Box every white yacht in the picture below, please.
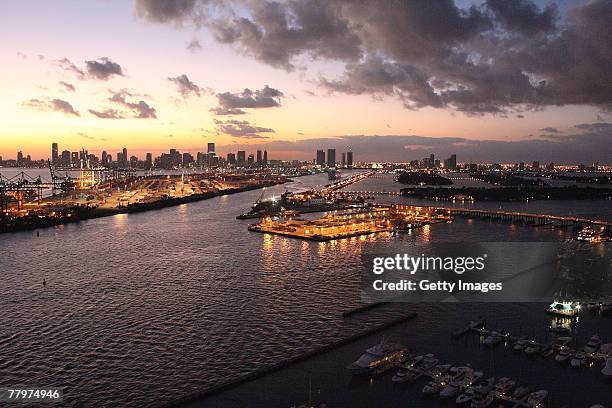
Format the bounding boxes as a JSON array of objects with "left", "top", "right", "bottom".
[
  {"left": 595, "top": 343, "right": 612, "bottom": 360},
  {"left": 584, "top": 334, "right": 602, "bottom": 353},
  {"left": 493, "top": 377, "right": 516, "bottom": 398},
  {"left": 527, "top": 390, "right": 548, "bottom": 407},
  {"left": 570, "top": 351, "right": 586, "bottom": 368},
  {"left": 347, "top": 341, "right": 408, "bottom": 374},
  {"left": 555, "top": 347, "right": 574, "bottom": 363}
]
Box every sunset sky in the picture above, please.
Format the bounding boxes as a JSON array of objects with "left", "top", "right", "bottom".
[{"left": 1, "top": 0, "right": 610, "bottom": 163}]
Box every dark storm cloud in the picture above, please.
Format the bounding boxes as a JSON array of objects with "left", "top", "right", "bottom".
[
  {"left": 214, "top": 118, "right": 274, "bottom": 139},
  {"left": 108, "top": 89, "right": 157, "bottom": 119},
  {"left": 168, "top": 74, "right": 201, "bottom": 98},
  {"left": 211, "top": 85, "right": 284, "bottom": 115},
  {"left": 486, "top": 0, "right": 558, "bottom": 34},
  {"left": 135, "top": 0, "right": 612, "bottom": 115},
  {"left": 21, "top": 97, "right": 80, "bottom": 117},
  {"left": 85, "top": 57, "right": 124, "bottom": 80},
  {"left": 58, "top": 81, "right": 76, "bottom": 92},
  {"left": 88, "top": 108, "right": 126, "bottom": 119}
]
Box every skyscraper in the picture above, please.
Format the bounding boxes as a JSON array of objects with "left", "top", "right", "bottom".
[
  {"left": 316, "top": 150, "right": 325, "bottom": 166},
  {"left": 146, "top": 153, "right": 153, "bottom": 169},
  {"left": 101, "top": 151, "right": 108, "bottom": 166},
  {"left": 237, "top": 150, "right": 246, "bottom": 165},
  {"left": 51, "top": 143, "right": 58, "bottom": 164},
  {"left": 347, "top": 151, "right": 353, "bottom": 168},
  {"left": 341, "top": 152, "right": 346, "bottom": 168},
  {"left": 429, "top": 153, "right": 435, "bottom": 168},
  {"left": 327, "top": 149, "right": 336, "bottom": 167},
  {"left": 263, "top": 150, "right": 268, "bottom": 166},
  {"left": 256, "top": 150, "right": 262, "bottom": 166},
  {"left": 207, "top": 143, "right": 215, "bottom": 154},
  {"left": 226, "top": 152, "right": 236, "bottom": 165},
  {"left": 444, "top": 154, "right": 457, "bottom": 170}
]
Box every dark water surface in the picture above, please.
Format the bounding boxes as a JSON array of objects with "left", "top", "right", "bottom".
[{"left": 1, "top": 172, "right": 610, "bottom": 407}]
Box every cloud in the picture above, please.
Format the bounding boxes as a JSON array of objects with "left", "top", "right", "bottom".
[
  {"left": 55, "top": 57, "right": 85, "bottom": 78},
  {"left": 105, "top": 89, "right": 158, "bottom": 119},
  {"left": 85, "top": 57, "right": 124, "bottom": 80},
  {"left": 186, "top": 39, "right": 202, "bottom": 52},
  {"left": 136, "top": 0, "right": 612, "bottom": 115},
  {"left": 214, "top": 118, "right": 274, "bottom": 138},
  {"left": 168, "top": 74, "right": 201, "bottom": 98},
  {"left": 486, "top": 0, "right": 558, "bottom": 34},
  {"left": 88, "top": 108, "right": 126, "bottom": 119},
  {"left": 54, "top": 57, "right": 124, "bottom": 80},
  {"left": 58, "top": 81, "right": 76, "bottom": 92},
  {"left": 21, "top": 97, "right": 80, "bottom": 117},
  {"left": 539, "top": 127, "right": 559, "bottom": 133},
  {"left": 211, "top": 85, "right": 283, "bottom": 115}
]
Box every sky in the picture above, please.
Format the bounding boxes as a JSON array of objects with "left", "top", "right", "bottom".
[{"left": 0, "top": 0, "right": 610, "bottom": 164}]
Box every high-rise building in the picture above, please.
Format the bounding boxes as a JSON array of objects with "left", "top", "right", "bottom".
[
  {"left": 61, "top": 150, "right": 71, "bottom": 166},
  {"left": 429, "top": 154, "right": 435, "bottom": 168},
  {"left": 101, "top": 151, "right": 108, "bottom": 166},
  {"left": 256, "top": 150, "right": 262, "bottom": 166},
  {"left": 444, "top": 154, "right": 457, "bottom": 170},
  {"left": 247, "top": 154, "right": 254, "bottom": 166},
  {"left": 122, "top": 148, "right": 128, "bottom": 166},
  {"left": 327, "top": 149, "right": 336, "bottom": 167},
  {"left": 237, "top": 150, "right": 246, "bottom": 165},
  {"left": 51, "top": 143, "right": 58, "bottom": 164},
  {"left": 145, "top": 153, "right": 153, "bottom": 169},
  {"left": 316, "top": 150, "right": 325, "bottom": 166},
  {"left": 17, "top": 151, "right": 24, "bottom": 165},
  {"left": 71, "top": 152, "right": 79, "bottom": 164},
  {"left": 341, "top": 152, "right": 346, "bottom": 168},
  {"left": 347, "top": 151, "right": 353, "bottom": 168},
  {"left": 226, "top": 152, "right": 236, "bottom": 165},
  {"left": 263, "top": 150, "right": 268, "bottom": 166},
  {"left": 207, "top": 143, "right": 215, "bottom": 154}
]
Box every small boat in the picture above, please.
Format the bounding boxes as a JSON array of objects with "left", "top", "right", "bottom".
[
  {"left": 584, "top": 335, "right": 602, "bottom": 353},
  {"left": 513, "top": 338, "right": 529, "bottom": 351},
  {"left": 470, "top": 393, "right": 494, "bottom": 408},
  {"left": 602, "top": 357, "right": 612, "bottom": 377},
  {"left": 457, "top": 377, "right": 495, "bottom": 405},
  {"left": 483, "top": 331, "right": 503, "bottom": 346},
  {"left": 430, "top": 363, "right": 452, "bottom": 376},
  {"left": 570, "top": 351, "right": 587, "bottom": 368},
  {"left": 526, "top": 390, "right": 548, "bottom": 407},
  {"left": 513, "top": 384, "right": 530, "bottom": 399},
  {"left": 600, "top": 303, "right": 612, "bottom": 315},
  {"left": 524, "top": 341, "right": 541, "bottom": 356},
  {"left": 493, "top": 377, "right": 516, "bottom": 398},
  {"left": 440, "top": 367, "right": 472, "bottom": 399},
  {"left": 595, "top": 343, "right": 612, "bottom": 360},
  {"left": 422, "top": 379, "right": 446, "bottom": 395},
  {"left": 540, "top": 345, "right": 555, "bottom": 358},
  {"left": 555, "top": 347, "right": 574, "bottom": 363}
]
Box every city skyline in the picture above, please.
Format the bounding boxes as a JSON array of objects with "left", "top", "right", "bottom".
[{"left": 1, "top": 0, "right": 611, "bottom": 164}]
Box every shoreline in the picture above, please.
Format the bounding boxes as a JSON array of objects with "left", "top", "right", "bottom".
[{"left": 0, "top": 181, "right": 283, "bottom": 234}]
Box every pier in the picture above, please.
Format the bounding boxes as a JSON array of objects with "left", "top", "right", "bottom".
[{"left": 247, "top": 206, "right": 451, "bottom": 241}]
